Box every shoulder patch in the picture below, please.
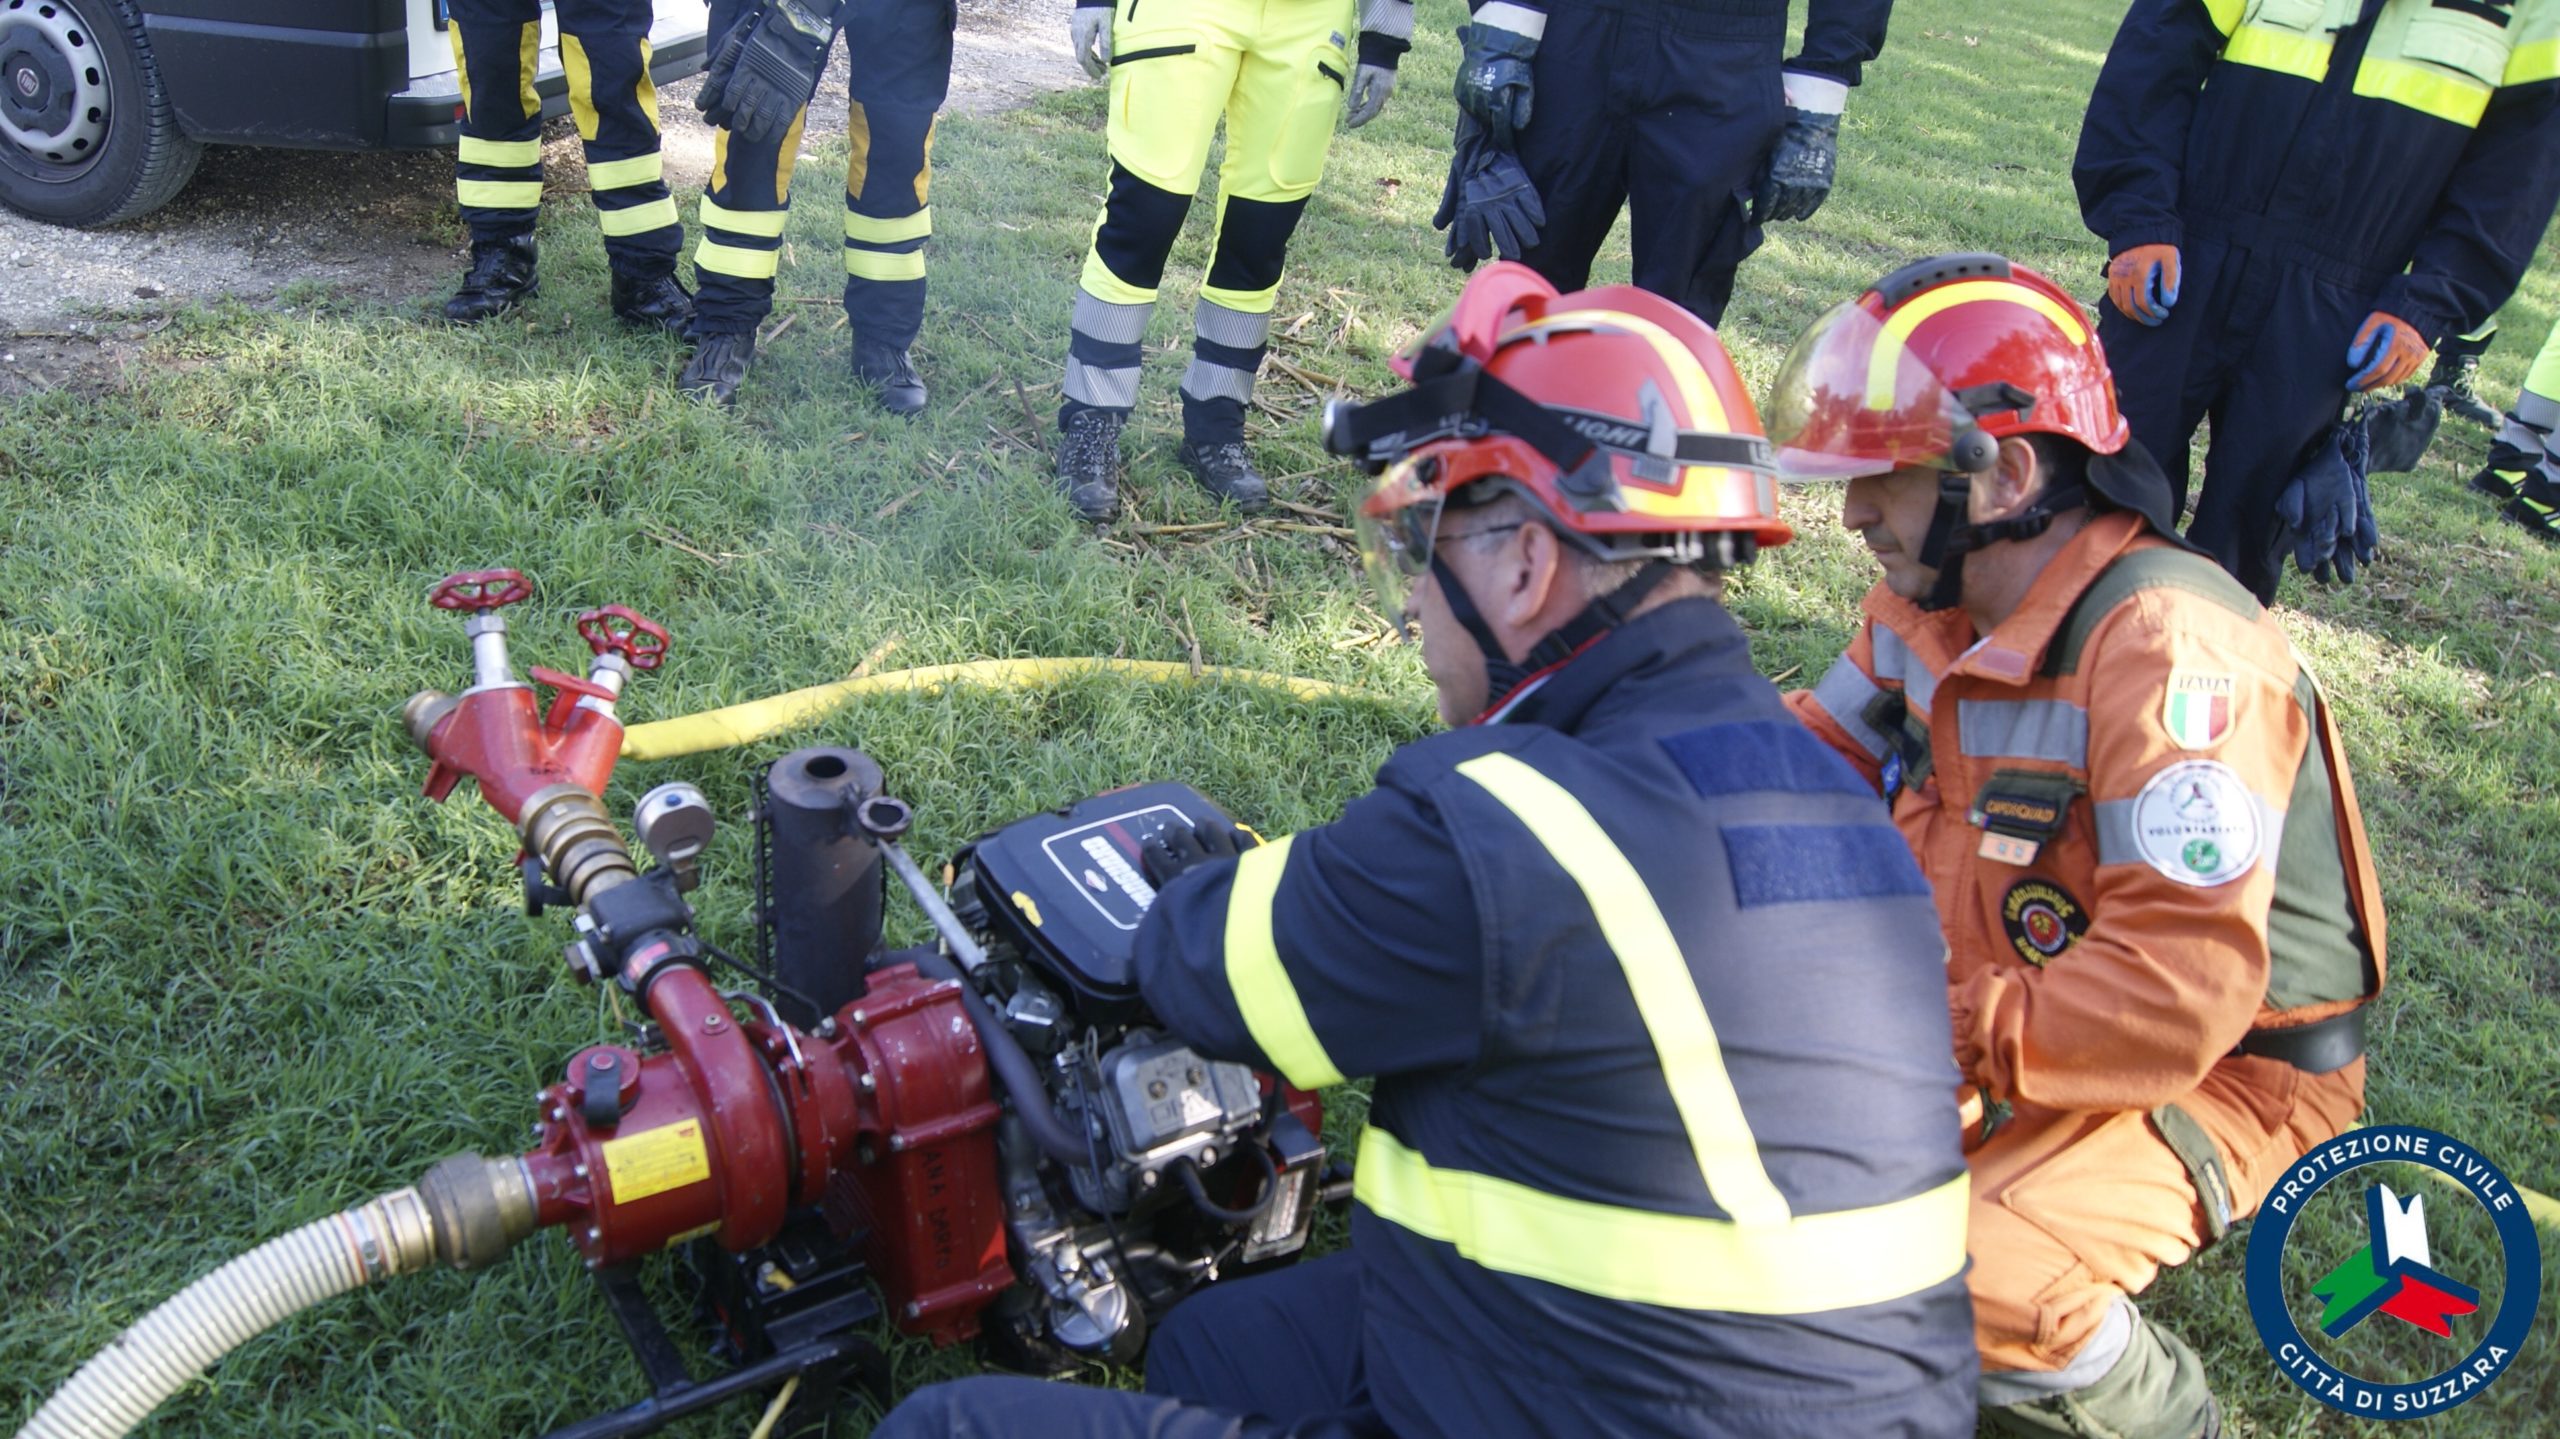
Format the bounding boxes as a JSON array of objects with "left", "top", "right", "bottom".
[
  {"left": 2162, "top": 669, "right": 2236, "bottom": 749},
  {"left": 2000, "top": 879, "right": 2089, "bottom": 965},
  {"left": 2129, "top": 760, "right": 2262, "bottom": 887},
  {"left": 1661, "top": 720, "right": 1876, "bottom": 800}
]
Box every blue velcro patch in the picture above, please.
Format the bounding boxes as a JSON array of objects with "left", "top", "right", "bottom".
[
  {"left": 1721, "top": 824, "right": 1933, "bottom": 908},
  {"left": 1662, "top": 721, "right": 1877, "bottom": 800}
]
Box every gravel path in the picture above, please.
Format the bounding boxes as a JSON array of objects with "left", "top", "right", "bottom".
[{"left": 0, "top": 0, "right": 1081, "bottom": 390}]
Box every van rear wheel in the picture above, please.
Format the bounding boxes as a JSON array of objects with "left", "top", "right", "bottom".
[{"left": 0, "top": 0, "right": 199, "bottom": 227}]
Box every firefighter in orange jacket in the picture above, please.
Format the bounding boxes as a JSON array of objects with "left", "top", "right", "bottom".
[{"left": 1767, "top": 254, "right": 2387, "bottom": 1439}]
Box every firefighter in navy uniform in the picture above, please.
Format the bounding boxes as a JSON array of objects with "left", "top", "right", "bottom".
[
  {"left": 443, "top": 0, "right": 693, "bottom": 330},
  {"left": 1438, "top": 0, "right": 1892, "bottom": 324},
  {"left": 875, "top": 265, "right": 1979, "bottom": 1438},
  {"left": 2074, "top": 0, "right": 2560, "bottom": 602},
  {"left": 675, "top": 0, "right": 955, "bottom": 411}
]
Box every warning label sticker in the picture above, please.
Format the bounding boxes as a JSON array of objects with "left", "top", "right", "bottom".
[{"left": 601, "top": 1119, "right": 712, "bottom": 1204}]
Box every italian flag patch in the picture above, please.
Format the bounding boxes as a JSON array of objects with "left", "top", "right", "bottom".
[{"left": 2164, "top": 670, "right": 2234, "bottom": 748}]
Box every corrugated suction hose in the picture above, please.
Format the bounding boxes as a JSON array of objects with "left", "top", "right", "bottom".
[{"left": 18, "top": 1155, "right": 533, "bottom": 1439}]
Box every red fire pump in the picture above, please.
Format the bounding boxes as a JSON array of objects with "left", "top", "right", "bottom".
[{"left": 18, "top": 569, "right": 1339, "bottom": 1439}]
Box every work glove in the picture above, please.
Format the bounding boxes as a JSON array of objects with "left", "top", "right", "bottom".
[
  {"left": 2275, "top": 418, "right": 2379, "bottom": 584},
  {"left": 1070, "top": 0, "right": 1111, "bottom": 81},
  {"left": 2346, "top": 310, "right": 2429, "bottom": 392},
  {"left": 1433, "top": 116, "right": 1546, "bottom": 270},
  {"left": 1138, "top": 816, "right": 1262, "bottom": 888},
  {"left": 1453, "top": 15, "right": 1539, "bottom": 151},
  {"left": 1345, "top": 0, "right": 1411, "bottom": 128},
  {"left": 2362, "top": 385, "right": 2443, "bottom": 475},
  {"left": 2105, "top": 243, "right": 2181, "bottom": 327},
  {"left": 1751, "top": 109, "right": 1839, "bottom": 224},
  {"left": 696, "top": 0, "right": 841, "bottom": 144}
]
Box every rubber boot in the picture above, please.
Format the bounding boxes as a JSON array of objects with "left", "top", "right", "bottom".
[
  {"left": 679, "top": 330, "right": 756, "bottom": 409},
  {"left": 1981, "top": 1317, "right": 2219, "bottom": 1439},
  {"left": 2505, "top": 468, "right": 2560, "bottom": 543},
  {"left": 854, "top": 339, "right": 927, "bottom": 416},
  {"left": 2428, "top": 330, "right": 2500, "bottom": 429},
  {"left": 1055, "top": 410, "right": 1126, "bottom": 523},
  {"left": 2470, "top": 436, "right": 2543, "bottom": 501},
  {"left": 444, "top": 235, "right": 540, "bottom": 324},
  {"left": 612, "top": 272, "right": 695, "bottom": 337}
]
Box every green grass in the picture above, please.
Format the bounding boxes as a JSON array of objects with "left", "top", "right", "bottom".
[{"left": 4, "top": 0, "right": 2557, "bottom": 1433}]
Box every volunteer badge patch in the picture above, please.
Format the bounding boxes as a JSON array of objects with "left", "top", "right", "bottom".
[
  {"left": 2164, "top": 670, "right": 2234, "bottom": 748},
  {"left": 2000, "top": 879, "right": 2088, "bottom": 965}
]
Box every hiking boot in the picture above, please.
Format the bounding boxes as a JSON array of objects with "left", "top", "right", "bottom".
[
  {"left": 679, "top": 330, "right": 756, "bottom": 409},
  {"left": 444, "top": 235, "right": 539, "bottom": 324},
  {"left": 2427, "top": 331, "right": 2500, "bottom": 429},
  {"left": 853, "top": 340, "right": 927, "bottom": 416},
  {"left": 2469, "top": 438, "right": 2542, "bottom": 501},
  {"left": 2503, "top": 474, "right": 2560, "bottom": 544},
  {"left": 1176, "top": 439, "right": 1270, "bottom": 513},
  {"left": 611, "top": 271, "right": 695, "bottom": 337},
  {"left": 1055, "top": 410, "right": 1126, "bottom": 523}
]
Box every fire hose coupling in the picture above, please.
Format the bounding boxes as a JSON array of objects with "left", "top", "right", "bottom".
[
  {"left": 520, "top": 783, "right": 640, "bottom": 907},
  {"left": 416, "top": 1152, "right": 542, "bottom": 1272}
]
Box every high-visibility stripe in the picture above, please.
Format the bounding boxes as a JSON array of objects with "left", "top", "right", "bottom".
[
  {"left": 588, "top": 153, "right": 665, "bottom": 191},
  {"left": 598, "top": 196, "right": 679, "bottom": 237},
  {"left": 518, "top": 21, "right": 540, "bottom": 117},
  {"left": 2204, "top": 0, "right": 2245, "bottom": 38},
  {"left": 1957, "top": 697, "right": 2089, "bottom": 766},
  {"left": 449, "top": 26, "right": 470, "bottom": 114},
  {"left": 700, "top": 199, "right": 790, "bottom": 238},
  {"left": 1455, "top": 753, "right": 1792, "bottom": 1226},
  {"left": 562, "top": 34, "right": 600, "bottom": 141},
  {"left": 1867, "top": 627, "right": 1940, "bottom": 714},
  {"left": 2224, "top": 23, "right": 2333, "bottom": 82},
  {"left": 1080, "top": 251, "right": 1160, "bottom": 308},
  {"left": 1074, "top": 290, "right": 1152, "bottom": 345},
  {"left": 2354, "top": 57, "right": 2491, "bottom": 127},
  {"left": 1221, "top": 835, "right": 1346, "bottom": 1090},
  {"left": 1870, "top": 280, "right": 2088, "bottom": 410},
  {"left": 845, "top": 247, "right": 926, "bottom": 281},
  {"left": 637, "top": 38, "right": 660, "bottom": 130},
  {"left": 457, "top": 179, "right": 543, "bottom": 210},
  {"left": 1353, "top": 1127, "right": 1971, "bottom": 1313},
  {"left": 1181, "top": 358, "right": 1256, "bottom": 404},
  {"left": 1198, "top": 279, "right": 1283, "bottom": 316},
  {"left": 1809, "top": 655, "right": 1892, "bottom": 762},
  {"left": 845, "top": 207, "right": 933, "bottom": 244},
  {"left": 2509, "top": 37, "right": 2560, "bottom": 86},
  {"left": 459, "top": 136, "right": 541, "bottom": 167},
  {"left": 694, "top": 238, "right": 782, "bottom": 280}
]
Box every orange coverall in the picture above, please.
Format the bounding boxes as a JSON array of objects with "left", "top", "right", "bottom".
[{"left": 1787, "top": 510, "right": 2387, "bottom": 1375}]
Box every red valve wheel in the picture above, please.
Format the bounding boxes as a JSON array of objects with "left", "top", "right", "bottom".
[
  {"left": 429, "top": 568, "right": 534, "bottom": 611},
  {"left": 577, "top": 605, "right": 671, "bottom": 670}
]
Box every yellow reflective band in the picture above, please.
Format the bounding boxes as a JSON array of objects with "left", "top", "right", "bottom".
[
  {"left": 2205, "top": 0, "right": 2244, "bottom": 37},
  {"left": 518, "top": 22, "right": 540, "bottom": 118},
  {"left": 1354, "top": 1127, "right": 1972, "bottom": 1313},
  {"left": 562, "top": 34, "right": 600, "bottom": 140},
  {"left": 775, "top": 108, "right": 810, "bottom": 202},
  {"left": 695, "top": 238, "right": 782, "bottom": 280},
  {"left": 637, "top": 38, "right": 660, "bottom": 129},
  {"left": 845, "top": 207, "right": 932, "bottom": 244},
  {"left": 711, "top": 130, "right": 730, "bottom": 195},
  {"left": 847, "top": 101, "right": 873, "bottom": 196},
  {"left": 1454, "top": 753, "right": 1790, "bottom": 1226},
  {"left": 845, "top": 247, "right": 927, "bottom": 281},
  {"left": 599, "top": 196, "right": 679, "bottom": 237},
  {"left": 459, "top": 136, "right": 541, "bottom": 168},
  {"left": 1081, "top": 250, "right": 1160, "bottom": 308},
  {"left": 2225, "top": 22, "right": 2333, "bottom": 82},
  {"left": 2509, "top": 37, "right": 2560, "bottom": 86},
  {"left": 1199, "top": 280, "right": 1282, "bottom": 315},
  {"left": 587, "top": 153, "right": 665, "bottom": 191},
  {"left": 449, "top": 27, "right": 471, "bottom": 114},
  {"left": 1867, "top": 279, "right": 2090, "bottom": 410},
  {"left": 700, "top": 198, "right": 790, "bottom": 238},
  {"left": 916, "top": 115, "right": 936, "bottom": 206},
  {"left": 2354, "top": 57, "right": 2491, "bottom": 127},
  {"left": 457, "top": 178, "right": 543, "bottom": 210},
  {"left": 1222, "top": 835, "right": 1346, "bottom": 1090}
]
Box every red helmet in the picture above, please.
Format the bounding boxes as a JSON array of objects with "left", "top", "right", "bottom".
[
  {"left": 1322, "top": 263, "right": 1788, "bottom": 622},
  {"left": 1764, "top": 253, "right": 2128, "bottom": 481}
]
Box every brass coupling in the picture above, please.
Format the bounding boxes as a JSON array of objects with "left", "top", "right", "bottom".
[
  {"left": 402, "top": 690, "right": 459, "bottom": 753},
  {"left": 338, "top": 1186, "right": 439, "bottom": 1283},
  {"left": 519, "top": 783, "right": 638, "bottom": 906},
  {"left": 416, "top": 1153, "right": 541, "bottom": 1273}
]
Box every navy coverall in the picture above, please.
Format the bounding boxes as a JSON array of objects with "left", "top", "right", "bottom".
[
  {"left": 878, "top": 598, "right": 1980, "bottom": 1439},
  {"left": 2076, "top": 0, "right": 2560, "bottom": 601},
  {"left": 1479, "top": 0, "right": 1892, "bottom": 325}
]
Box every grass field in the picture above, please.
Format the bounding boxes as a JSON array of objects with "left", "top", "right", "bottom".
[{"left": 4, "top": 0, "right": 2557, "bottom": 1433}]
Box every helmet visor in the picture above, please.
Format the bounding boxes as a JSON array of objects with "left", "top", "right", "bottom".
[
  {"left": 1764, "top": 300, "right": 1979, "bottom": 482},
  {"left": 1354, "top": 455, "right": 1449, "bottom": 626}
]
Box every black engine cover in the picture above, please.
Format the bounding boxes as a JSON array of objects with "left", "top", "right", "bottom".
[{"left": 956, "top": 782, "right": 1238, "bottom": 1021}]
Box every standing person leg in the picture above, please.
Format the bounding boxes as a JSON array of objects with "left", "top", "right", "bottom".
[
  {"left": 2490, "top": 317, "right": 2560, "bottom": 541},
  {"left": 1171, "top": 0, "right": 1354, "bottom": 513},
  {"left": 1619, "top": 17, "right": 1782, "bottom": 327},
  {"left": 1499, "top": 5, "right": 1627, "bottom": 294},
  {"left": 554, "top": 0, "right": 691, "bottom": 333},
  {"left": 2093, "top": 237, "right": 2237, "bottom": 522},
  {"left": 2188, "top": 273, "right": 2370, "bottom": 602},
  {"left": 680, "top": 0, "right": 812, "bottom": 407},
  {"left": 841, "top": 0, "right": 955, "bottom": 415},
  {"left": 1053, "top": 0, "right": 1241, "bottom": 521},
  {"left": 445, "top": 0, "right": 547, "bottom": 322}
]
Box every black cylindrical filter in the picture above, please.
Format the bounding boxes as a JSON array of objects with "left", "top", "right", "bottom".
[{"left": 763, "top": 746, "right": 888, "bottom": 1026}]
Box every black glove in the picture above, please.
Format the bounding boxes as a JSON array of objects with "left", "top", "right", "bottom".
[
  {"left": 2275, "top": 419, "right": 2379, "bottom": 584},
  {"left": 2362, "top": 385, "right": 2443, "bottom": 475},
  {"left": 1452, "top": 21, "right": 1537, "bottom": 152},
  {"left": 1434, "top": 116, "right": 1546, "bottom": 271},
  {"left": 695, "top": 0, "right": 842, "bottom": 144},
  {"left": 1138, "top": 816, "right": 1259, "bottom": 887},
  {"left": 1752, "top": 108, "right": 1840, "bottom": 225}
]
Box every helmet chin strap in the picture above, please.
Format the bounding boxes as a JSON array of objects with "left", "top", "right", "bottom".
[
  {"left": 1912, "top": 467, "right": 2087, "bottom": 613},
  {"left": 1429, "top": 554, "right": 1677, "bottom": 718}
]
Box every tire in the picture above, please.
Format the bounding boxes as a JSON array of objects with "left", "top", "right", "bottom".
[{"left": 0, "top": 0, "right": 201, "bottom": 227}]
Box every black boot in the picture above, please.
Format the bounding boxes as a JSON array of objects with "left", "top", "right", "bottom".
[
  {"left": 1055, "top": 410, "right": 1126, "bottom": 523},
  {"left": 444, "top": 235, "right": 540, "bottom": 324},
  {"left": 612, "top": 271, "right": 695, "bottom": 337},
  {"left": 853, "top": 339, "right": 927, "bottom": 416},
  {"left": 2504, "top": 471, "right": 2560, "bottom": 544},
  {"left": 2428, "top": 331, "right": 2500, "bottom": 428},
  {"left": 1177, "top": 439, "right": 1270, "bottom": 513},
  {"left": 679, "top": 330, "right": 756, "bottom": 409},
  {"left": 2470, "top": 437, "right": 2542, "bottom": 501}
]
